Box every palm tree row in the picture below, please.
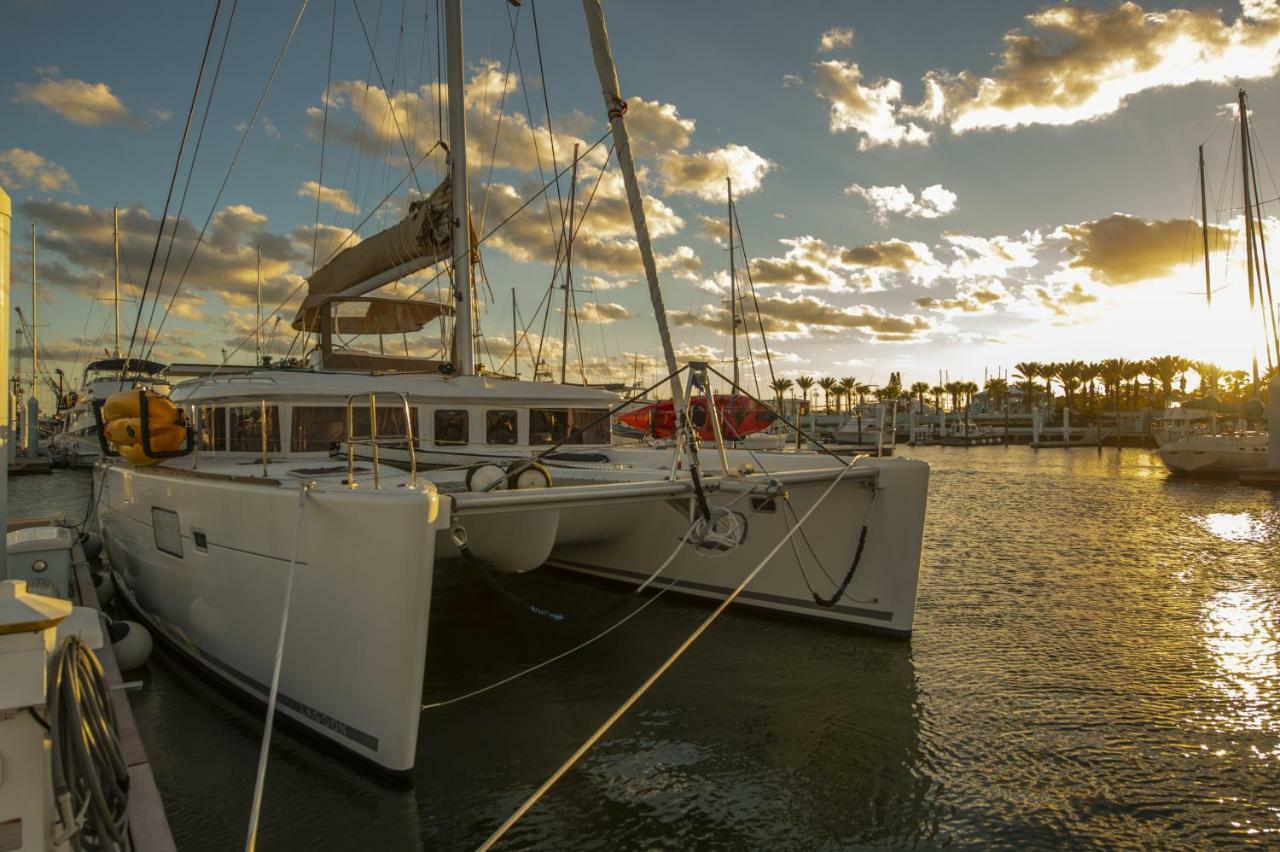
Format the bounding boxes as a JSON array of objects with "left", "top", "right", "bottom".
[{"left": 765, "top": 356, "right": 1254, "bottom": 418}]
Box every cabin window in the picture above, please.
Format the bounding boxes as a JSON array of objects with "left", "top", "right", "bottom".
[
  {"left": 486, "top": 410, "right": 518, "bottom": 445},
  {"left": 197, "top": 405, "right": 225, "bottom": 451},
  {"left": 569, "top": 408, "right": 611, "bottom": 445},
  {"left": 434, "top": 409, "right": 469, "bottom": 446},
  {"left": 228, "top": 405, "right": 280, "bottom": 452},
  {"left": 529, "top": 409, "right": 569, "bottom": 445},
  {"left": 291, "top": 406, "right": 418, "bottom": 453}
]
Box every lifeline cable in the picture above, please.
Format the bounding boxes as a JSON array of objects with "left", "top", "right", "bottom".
[{"left": 477, "top": 456, "right": 861, "bottom": 850}]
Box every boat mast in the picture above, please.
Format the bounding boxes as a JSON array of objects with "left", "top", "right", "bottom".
[
  {"left": 255, "top": 245, "right": 263, "bottom": 365},
  {"left": 561, "top": 143, "right": 579, "bottom": 384},
  {"left": 30, "top": 225, "right": 36, "bottom": 398},
  {"left": 581, "top": 0, "right": 683, "bottom": 408},
  {"left": 444, "top": 0, "right": 475, "bottom": 376},
  {"left": 112, "top": 206, "right": 120, "bottom": 358},
  {"left": 1239, "top": 89, "right": 1275, "bottom": 370},
  {"left": 1199, "top": 145, "right": 1211, "bottom": 306},
  {"left": 512, "top": 288, "right": 518, "bottom": 379},
  {"left": 728, "top": 177, "right": 738, "bottom": 387}
]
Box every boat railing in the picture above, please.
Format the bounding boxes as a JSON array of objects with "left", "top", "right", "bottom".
[{"left": 344, "top": 392, "right": 418, "bottom": 490}]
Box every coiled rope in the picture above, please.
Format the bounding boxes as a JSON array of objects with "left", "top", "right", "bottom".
[
  {"left": 477, "top": 457, "right": 861, "bottom": 850},
  {"left": 49, "top": 635, "right": 131, "bottom": 851}
]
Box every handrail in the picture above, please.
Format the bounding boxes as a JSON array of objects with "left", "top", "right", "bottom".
[{"left": 344, "top": 392, "right": 418, "bottom": 489}]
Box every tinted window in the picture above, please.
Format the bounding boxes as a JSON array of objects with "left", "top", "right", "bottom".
[
  {"left": 229, "top": 405, "right": 280, "bottom": 452},
  {"left": 486, "top": 410, "right": 518, "bottom": 445},
  {"left": 529, "top": 408, "right": 568, "bottom": 445},
  {"left": 198, "top": 405, "right": 225, "bottom": 450},
  {"left": 434, "top": 409, "right": 469, "bottom": 446},
  {"left": 569, "top": 408, "right": 610, "bottom": 445},
  {"left": 291, "top": 406, "right": 418, "bottom": 452}
]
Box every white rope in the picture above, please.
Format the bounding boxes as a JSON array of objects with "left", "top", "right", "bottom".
[
  {"left": 476, "top": 458, "right": 863, "bottom": 851},
  {"left": 245, "top": 484, "right": 310, "bottom": 852}
]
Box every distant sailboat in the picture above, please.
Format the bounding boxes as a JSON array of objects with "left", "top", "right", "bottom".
[{"left": 1159, "top": 90, "right": 1273, "bottom": 476}]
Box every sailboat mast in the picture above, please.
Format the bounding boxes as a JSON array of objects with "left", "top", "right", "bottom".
[
  {"left": 30, "top": 224, "right": 36, "bottom": 397},
  {"left": 581, "top": 0, "right": 683, "bottom": 408},
  {"left": 1199, "top": 145, "right": 1211, "bottom": 306},
  {"left": 561, "top": 144, "right": 579, "bottom": 384},
  {"left": 113, "top": 206, "right": 120, "bottom": 358},
  {"left": 728, "top": 177, "right": 738, "bottom": 387},
  {"left": 255, "top": 245, "right": 263, "bottom": 365},
  {"left": 444, "top": 0, "right": 475, "bottom": 376},
  {"left": 1240, "top": 91, "right": 1258, "bottom": 312},
  {"left": 1246, "top": 105, "right": 1280, "bottom": 365},
  {"left": 512, "top": 288, "right": 518, "bottom": 379}
]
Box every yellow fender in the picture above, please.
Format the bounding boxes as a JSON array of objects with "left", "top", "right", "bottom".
[{"left": 103, "top": 389, "right": 180, "bottom": 428}]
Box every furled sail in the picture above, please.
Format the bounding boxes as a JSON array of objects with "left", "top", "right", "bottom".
[{"left": 301, "top": 173, "right": 454, "bottom": 311}]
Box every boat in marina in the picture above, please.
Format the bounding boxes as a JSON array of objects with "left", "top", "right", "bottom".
[
  {"left": 94, "top": 0, "right": 929, "bottom": 775},
  {"left": 1158, "top": 90, "right": 1272, "bottom": 477},
  {"left": 50, "top": 357, "right": 170, "bottom": 468}
]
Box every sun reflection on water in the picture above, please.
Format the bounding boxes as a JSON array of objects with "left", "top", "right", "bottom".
[
  {"left": 1201, "top": 588, "right": 1280, "bottom": 733},
  {"left": 1197, "top": 513, "right": 1267, "bottom": 543}
]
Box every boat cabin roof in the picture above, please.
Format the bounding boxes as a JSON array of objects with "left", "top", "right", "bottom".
[
  {"left": 170, "top": 369, "right": 622, "bottom": 407},
  {"left": 85, "top": 357, "right": 167, "bottom": 376}
]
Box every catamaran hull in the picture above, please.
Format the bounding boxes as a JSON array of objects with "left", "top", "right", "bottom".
[
  {"left": 97, "top": 464, "right": 441, "bottom": 772},
  {"left": 548, "top": 458, "right": 928, "bottom": 635}
]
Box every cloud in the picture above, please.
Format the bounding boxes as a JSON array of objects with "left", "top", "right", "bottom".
[
  {"left": 0, "top": 148, "right": 77, "bottom": 192},
  {"left": 657, "top": 144, "right": 774, "bottom": 201},
  {"left": 916, "top": 286, "right": 1006, "bottom": 314},
  {"left": 1054, "top": 213, "right": 1228, "bottom": 284},
  {"left": 13, "top": 76, "right": 137, "bottom": 127},
  {"left": 672, "top": 292, "right": 932, "bottom": 342},
  {"left": 297, "top": 180, "right": 357, "bottom": 214},
  {"left": 804, "top": 1, "right": 1280, "bottom": 147},
  {"left": 625, "top": 98, "right": 696, "bottom": 156},
  {"left": 1030, "top": 281, "right": 1099, "bottom": 318},
  {"left": 818, "top": 27, "right": 855, "bottom": 52},
  {"left": 846, "top": 183, "right": 956, "bottom": 224},
  {"left": 935, "top": 1, "right": 1280, "bottom": 133},
  {"left": 576, "top": 302, "right": 630, "bottom": 323},
  {"left": 811, "top": 59, "right": 930, "bottom": 149}
]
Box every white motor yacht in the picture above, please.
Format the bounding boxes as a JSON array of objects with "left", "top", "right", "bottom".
[{"left": 50, "top": 358, "right": 169, "bottom": 467}]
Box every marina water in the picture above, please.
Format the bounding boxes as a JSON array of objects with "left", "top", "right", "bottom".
[{"left": 13, "top": 446, "right": 1280, "bottom": 848}]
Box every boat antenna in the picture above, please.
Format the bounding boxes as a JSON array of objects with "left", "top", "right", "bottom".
[
  {"left": 581, "top": 0, "right": 683, "bottom": 409},
  {"left": 445, "top": 0, "right": 475, "bottom": 376}
]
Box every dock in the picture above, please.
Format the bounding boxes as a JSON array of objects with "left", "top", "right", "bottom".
[
  {"left": 8, "top": 456, "right": 52, "bottom": 475},
  {"left": 8, "top": 519, "right": 176, "bottom": 852}
]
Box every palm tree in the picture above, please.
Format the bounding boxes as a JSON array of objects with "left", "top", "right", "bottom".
[
  {"left": 985, "top": 376, "right": 1009, "bottom": 411},
  {"left": 944, "top": 381, "right": 963, "bottom": 413},
  {"left": 838, "top": 377, "right": 857, "bottom": 413},
  {"left": 1041, "top": 362, "right": 1059, "bottom": 414},
  {"left": 1099, "top": 357, "right": 1127, "bottom": 412},
  {"left": 931, "top": 385, "right": 945, "bottom": 414},
  {"left": 1147, "top": 355, "right": 1185, "bottom": 409},
  {"left": 1080, "top": 361, "right": 1101, "bottom": 410},
  {"left": 1121, "top": 360, "right": 1144, "bottom": 409},
  {"left": 768, "top": 377, "right": 793, "bottom": 409},
  {"left": 1194, "top": 361, "right": 1223, "bottom": 398},
  {"left": 855, "top": 382, "right": 871, "bottom": 407},
  {"left": 818, "top": 376, "right": 837, "bottom": 413},
  {"left": 910, "top": 381, "right": 932, "bottom": 412},
  {"left": 795, "top": 375, "right": 815, "bottom": 415},
  {"left": 1014, "top": 362, "right": 1040, "bottom": 413}
]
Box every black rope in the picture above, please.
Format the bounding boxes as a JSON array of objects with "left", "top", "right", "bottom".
[
  {"left": 352, "top": 0, "right": 423, "bottom": 194},
  {"left": 124, "top": 0, "right": 224, "bottom": 364},
  {"left": 783, "top": 495, "right": 873, "bottom": 607}
]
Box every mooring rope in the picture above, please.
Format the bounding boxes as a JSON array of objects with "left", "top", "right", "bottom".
[
  {"left": 476, "top": 457, "right": 861, "bottom": 850},
  {"left": 244, "top": 484, "right": 310, "bottom": 852}
]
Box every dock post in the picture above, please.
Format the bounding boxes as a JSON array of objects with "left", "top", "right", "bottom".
[
  {"left": 1063, "top": 407, "right": 1070, "bottom": 443},
  {"left": 1032, "top": 408, "right": 1041, "bottom": 445},
  {"left": 0, "top": 186, "right": 9, "bottom": 574},
  {"left": 1269, "top": 384, "right": 1280, "bottom": 469}
]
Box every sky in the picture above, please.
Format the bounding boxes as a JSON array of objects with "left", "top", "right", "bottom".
[{"left": 3, "top": 0, "right": 1280, "bottom": 405}]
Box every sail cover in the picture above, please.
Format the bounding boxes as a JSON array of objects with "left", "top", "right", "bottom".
[{"left": 301, "top": 174, "right": 454, "bottom": 311}]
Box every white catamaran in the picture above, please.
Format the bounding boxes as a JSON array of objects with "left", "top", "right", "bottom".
[{"left": 96, "top": 0, "right": 930, "bottom": 773}]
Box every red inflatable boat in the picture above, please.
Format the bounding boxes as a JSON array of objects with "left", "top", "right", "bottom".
[{"left": 617, "top": 394, "right": 776, "bottom": 441}]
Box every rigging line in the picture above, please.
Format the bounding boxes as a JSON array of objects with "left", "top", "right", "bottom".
[
  {"left": 491, "top": 141, "right": 614, "bottom": 375},
  {"left": 311, "top": 0, "right": 339, "bottom": 274},
  {"left": 143, "top": 0, "right": 310, "bottom": 361},
  {"left": 1247, "top": 123, "right": 1279, "bottom": 361},
  {"left": 142, "top": 0, "right": 240, "bottom": 357},
  {"left": 477, "top": 458, "right": 861, "bottom": 851},
  {"left": 123, "top": 0, "right": 224, "bottom": 363},
  {"left": 476, "top": 5, "right": 522, "bottom": 235},
  {"left": 730, "top": 199, "right": 775, "bottom": 392},
  {"left": 352, "top": 0, "right": 424, "bottom": 195},
  {"left": 400, "top": 129, "right": 612, "bottom": 304},
  {"left": 529, "top": 0, "right": 565, "bottom": 231}
]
